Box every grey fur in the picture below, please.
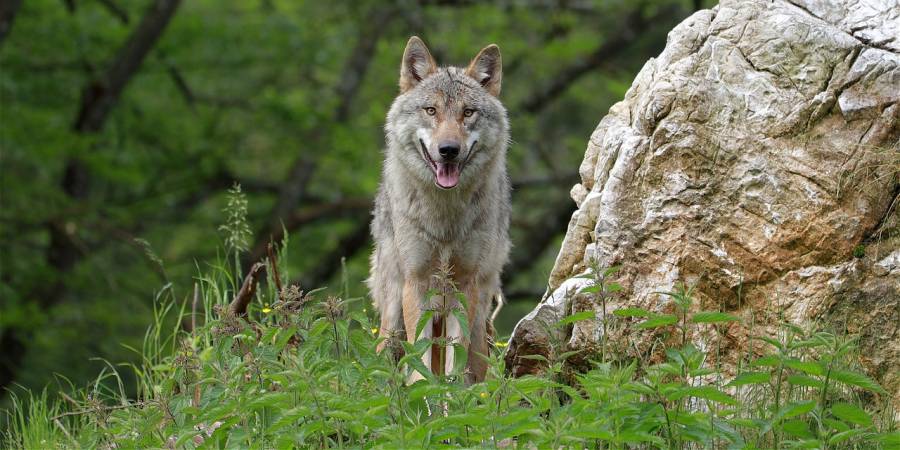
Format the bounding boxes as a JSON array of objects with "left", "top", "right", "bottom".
[{"left": 368, "top": 37, "right": 510, "bottom": 383}]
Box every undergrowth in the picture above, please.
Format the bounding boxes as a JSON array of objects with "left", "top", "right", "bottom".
[{"left": 3, "top": 187, "right": 897, "bottom": 449}]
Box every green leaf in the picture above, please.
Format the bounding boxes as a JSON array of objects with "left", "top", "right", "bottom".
[
  {"left": 780, "top": 400, "right": 817, "bottom": 420},
  {"left": 823, "top": 418, "right": 851, "bottom": 433},
  {"left": 782, "top": 419, "right": 813, "bottom": 438},
  {"left": 617, "top": 431, "right": 665, "bottom": 445},
  {"left": 624, "top": 382, "right": 655, "bottom": 395},
  {"left": 412, "top": 337, "right": 432, "bottom": 354},
  {"left": 579, "top": 285, "right": 601, "bottom": 294},
  {"left": 828, "top": 429, "right": 867, "bottom": 445},
  {"left": 406, "top": 355, "right": 433, "bottom": 381},
  {"left": 830, "top": 402, "right": 872, "bottom": 427},
  {"left": 269, "top": 406, "right": 314, "bottom": 432},
  {"left": 406, "top": 383, "right": 446, "bottom": 400},
  {"left": 309, "top": 317, "right": 330, "bottom": 337},
  {"left": 451, "top": 343, "right": 468, "bottom": 375},
  {"left": 451, "top": 308, "right": 470, "bottom": 339},
  {"left": 399, "top": 339, "right": 431, "bottom": 366},
  {"left": 727, "top": 371, "right": 771, "bottom": 386},
  {"left": 518, "top": 354, "right": 549, "bottom": 363},
  {"left": 556, "top": 310, "right": 595, "bottom": 327},
  {"left": 787, "top": 374, "right": 824, "bottom": 389},
  {"left": 750, "top": 354, "right": 781, "bottom": 367},
  {"left": 875, "top": 431, "right": 900, "bottom": 448},
  {"left": 691, "top": 311, "right": 740, "bottom": 324},
  {"left": 326, "top": 410, "right": 355, "bottom": 421},
  {"left": 454, "top": 291, "right": 469, "bottom": 310},
  {"left": 637, "top": 314, "right": 678, "bottom": 329},
  {"left": 573, "top": 428, "right": 614, "bottom": 440},
  {"left": 669, "top": 386, "right": 738, "bottom": 405},
  {"left": 614, "top": 307, "right": 650, "bottom": 317},
  {"left": 829, "top": 369, "right": 886, "bottom": 393},
  {"left": 247, "top": 392, "right": 292, "bottom": 410},
  {"left": 784, "top": 359, "right": 824, "bottom": 376},
  {"left": 729, "top": 418, "right": 762, "bottom": 429},
  {"left": 415, "top": 310, "right": 434, "bottom": 340},
  {"left": 558, "top": 349, "right": 583, "bottom": 360}
]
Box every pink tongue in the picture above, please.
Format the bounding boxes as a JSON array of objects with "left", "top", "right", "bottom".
[{"left": 436, "top": 163, "right": 460, "bottom": 188}]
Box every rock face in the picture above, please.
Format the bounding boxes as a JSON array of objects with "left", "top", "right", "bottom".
[{"left": 505, "top": 0, "right": 899, "bottom": 406}]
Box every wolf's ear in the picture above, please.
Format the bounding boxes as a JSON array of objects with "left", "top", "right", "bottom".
[
  {"left": 466, "top": 44, "right": 502, "bottom": 97},
  {"left": 400, "top": 36, "right": 437, "bottom": 93}
]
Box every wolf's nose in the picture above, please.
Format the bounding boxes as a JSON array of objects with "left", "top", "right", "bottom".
[{"left": 438, "top": 142, "right": 460, "bottom": 160}]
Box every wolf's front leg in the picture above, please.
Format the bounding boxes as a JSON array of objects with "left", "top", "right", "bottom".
[
  {"left": 464, "top": 284, "right": 493, "bottom": 384},
  {"left": 452, "top": 276, "right": 491, "bottom": 383},
  {"left": 375, "top": 295, "right": 403, "bottom": 357},
  {"left": 466, "top": 313, "right": 490, "bottom": 383},
  {"left": 373, "top": 260, "right": 404, "bottom": 357},
  {"left": 402, "top": 275, "right": 431, "bottom": 382}
]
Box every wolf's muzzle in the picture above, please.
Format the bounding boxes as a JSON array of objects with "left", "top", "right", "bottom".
[{"left": 438, "top": 142, "right": 460, "bottom": 160}]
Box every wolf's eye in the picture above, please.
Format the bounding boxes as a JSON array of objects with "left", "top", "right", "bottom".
[
  {"left": 424, "top": 107, "right": 436, "bottom": 116},
  {"left": 463, "top": 108, "right": 475, "bottom": 117}
]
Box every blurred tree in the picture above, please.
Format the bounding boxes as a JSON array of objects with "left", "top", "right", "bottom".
[{"left": 0, "top": 0, "right": 697, "bottom": 399}]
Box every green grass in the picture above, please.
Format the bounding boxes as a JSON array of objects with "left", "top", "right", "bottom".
[
  {"left": 3, "top": 190, "right": 897, "bottom": 449},
  {"left": 4, "top": 259, "right": 896, "bottom": 449}
]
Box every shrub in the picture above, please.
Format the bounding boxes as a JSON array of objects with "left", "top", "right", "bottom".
[{"left": 4, "top": 209, "right": 896, "bottom": 449}]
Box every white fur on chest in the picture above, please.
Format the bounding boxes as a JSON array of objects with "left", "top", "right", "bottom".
[{"left": 384, "top": 155, "right": 500, "bottom": 277}]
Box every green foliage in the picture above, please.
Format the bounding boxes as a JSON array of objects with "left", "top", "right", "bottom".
[
  {"left": 4, "top": 239, "right": 895, "bottom": 449},
  {"left": 0, "top": 0, "right": 692, "bottom": 398}
]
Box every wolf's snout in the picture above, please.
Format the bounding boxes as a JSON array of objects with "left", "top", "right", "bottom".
[
  {"left": 438, "top": 142, "right": 460, "bottom": 160},
  {"left": 433, "top": 140, "right": 462, "bottom": 189}
]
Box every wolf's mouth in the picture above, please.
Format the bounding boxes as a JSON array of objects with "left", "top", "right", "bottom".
[{"left": 419, "top": 139, "right": 461, "bottom": 189}]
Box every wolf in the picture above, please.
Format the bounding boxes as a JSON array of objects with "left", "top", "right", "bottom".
[{"left": 367, "top": 36, "right": 510, "bottom": 384}]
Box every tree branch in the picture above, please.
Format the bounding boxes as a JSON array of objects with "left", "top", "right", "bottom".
[
  {"left": 74, "top": 0, "right": 182, "bottom": 132},
  {"left": 299, "top": 219, "right": 371, "bottom": 290},
  {"left": 252, "top": 5, "right": 398, "bottom": 262},
  {"left": 228, "top": 262, "right": 266, "bottom": 316},
  {"left": 0, "top": 0, "right": 21, "bottom": 46},
  {"left": 334, "top": 7, "right": 397, "bottom": 122},
  {"left": 97, "top": 0, "right": 131, "bottom": 24},
  {"left": 247, "top": 197, "right": 373, "bottom": 263},
  {"left": 520, "top": 6, "right": 675, "bottom": 114},
  {"left": 158, "top": 53, "right": 195, "bottom": 107}
]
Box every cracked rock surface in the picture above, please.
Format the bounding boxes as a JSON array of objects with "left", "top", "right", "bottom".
[{"left": 505, "top": 0, "right": 899, "bottom": 406}]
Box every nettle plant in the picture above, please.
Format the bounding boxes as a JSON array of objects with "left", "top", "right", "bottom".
[
  {"left": 4, "top": 191, "right": 897, "bottom": 449},
  {"left": 562, "top": 264, "right": 898, "bottom": 449}
]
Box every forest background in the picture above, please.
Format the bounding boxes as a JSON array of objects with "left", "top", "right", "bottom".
[{"left": 0, "top": 0, "right": 706, "bottom": 404}]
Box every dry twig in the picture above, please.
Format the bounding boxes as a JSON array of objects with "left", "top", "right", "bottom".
[{"left": 228, "top": 262, "right": 266, "bottom": 316}]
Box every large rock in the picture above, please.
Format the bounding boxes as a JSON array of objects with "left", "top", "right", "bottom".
[{"left": 505, "top": 0, "right": 899, "bottom": 406}]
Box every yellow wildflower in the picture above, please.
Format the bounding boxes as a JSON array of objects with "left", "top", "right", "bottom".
[{"left": 479, "top": 392, "right": 489, "bottom": 399}]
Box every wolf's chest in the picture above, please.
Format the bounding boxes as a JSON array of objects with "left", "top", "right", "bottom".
[{"left": 393, "top": 196, "right": 493, "bottom": 269}]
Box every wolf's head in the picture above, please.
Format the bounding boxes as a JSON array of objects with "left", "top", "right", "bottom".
[{"left": 385, "top": 36, "right": 509, "bottom": 190}]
